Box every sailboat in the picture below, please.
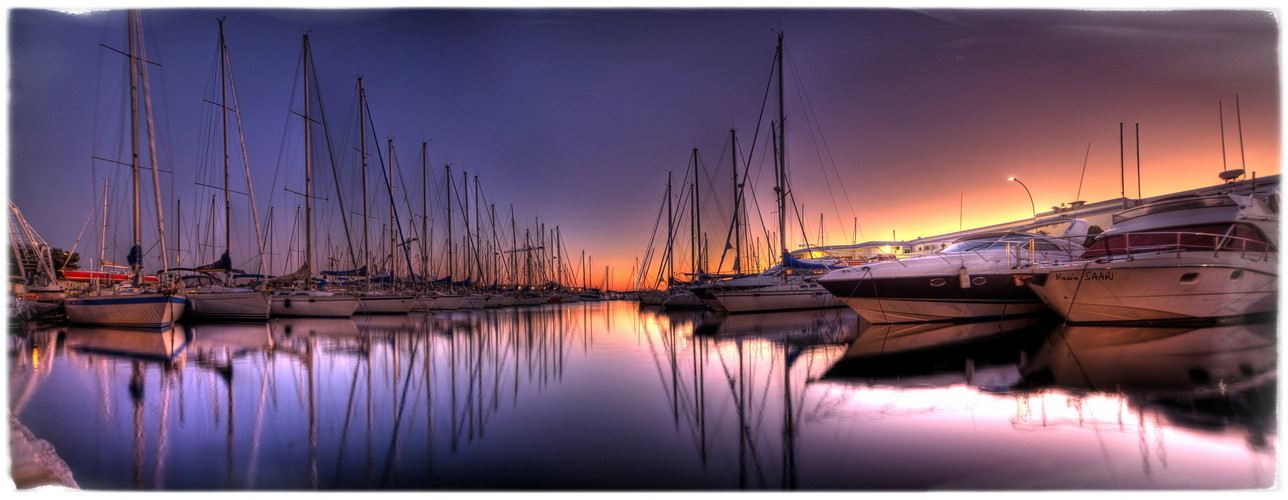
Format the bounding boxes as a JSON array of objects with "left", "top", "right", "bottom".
[
  {"left": 181, "top": 18, "right": 271, "bottom": 321},
  {"left": 709, "top": 33, "right": 844, "bottom": 314},
  {"left": 266, "top": 31, "right": 359, "bottom": 318},
  {"left": 351, "top": 80, "right": 417, "bottom": 314},
  {"left": 64, "top": 10, "right": 187, "bottom": 328}
]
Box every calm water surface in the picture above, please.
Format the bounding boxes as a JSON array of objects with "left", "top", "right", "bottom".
[{"left": 8, "top": 301, "right": 1276, "bottom": 490}]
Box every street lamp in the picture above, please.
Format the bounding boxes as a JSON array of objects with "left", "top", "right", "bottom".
[{"left": 1007, "top": 176, "right": 1036, "bottom": 220}]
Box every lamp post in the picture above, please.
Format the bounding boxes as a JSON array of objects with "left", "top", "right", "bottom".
[{"left": 1007, "top": 176, "right": 1036, "bottom": 220}]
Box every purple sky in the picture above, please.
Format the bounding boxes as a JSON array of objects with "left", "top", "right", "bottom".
[{"left": 6, "top": 8, "right": 1280, "bottom": 288}]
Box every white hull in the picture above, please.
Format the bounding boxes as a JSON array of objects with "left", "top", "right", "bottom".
[
  {"left": 1024, "top": 255, "right": 1277, "bottom": 323},
  {"left": 355, "top": 294, "right": 417, "bottom": 314},
  {"left": 184, "top": 289, "right": 271, "bottom": 321},
  {"left": 65, "top": 292, "right": 187, "bottom": 328},
  {"left": 270, "top": 291, "right": 359, "bottom": 317},
  {"left": 712, "top": 282, "right": 843, "bottom": 313}
]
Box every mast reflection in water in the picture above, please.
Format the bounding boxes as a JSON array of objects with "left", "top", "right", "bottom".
[{"left": 7, "top": 302, "right": 1275, "bottom": 490}]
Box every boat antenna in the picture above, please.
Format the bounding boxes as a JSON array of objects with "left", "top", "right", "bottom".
[
  {"left": 1236, "top": 93, "right": 1247, "bottom": 171},
  {"left": 1118, "top": 122, "right": 1125, "bottom": 209},
  {"left": 1219, "top": 100, "right": 1228, "bottom": 172},
  {"left": 1073, "top": 142, "right": 1090, "bottom": 216},
  {"left": 1135, "top": 123, "right": 1141, "bottom": 200}
]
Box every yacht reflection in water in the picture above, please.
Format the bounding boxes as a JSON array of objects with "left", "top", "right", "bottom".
[{"left": 1018, "top": 320, "right": 1277, "bottom": 442}]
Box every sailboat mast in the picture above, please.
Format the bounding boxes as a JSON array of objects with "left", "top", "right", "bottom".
[
  {"left": 445, "top": 164, "right": 453, "bottom": 288},
  {"left": 775, "top": 31, "right": 787, "bottom": 276},
  {"left": 220, "top": 17, "right": 231, "bottom": 283},
  {"left": 421, "top": 142, "right": 428, "bottom": 283},
  {"left": 666, "top": 171, "right": 673, "bottom": 289},
  {"left": 731, "top": 128, "right": 741, "bottom": 272},
  {"left": 693, "top": 147, "right": 701, "bottom": 277},
  {"left": 100, "top": 179, "right": 109, "bottom": 272},
  {"left": 128, "top": 10, "right": 142, "bottom": 279},
  {"left": 359, "top": 77, "right": 370, "bottom": 287},
  {"left": 303, "top": 32, "right": 314, "bottom": 287},
  {"left": 390, "top": 138, "right": 397, "bottom": 282}
]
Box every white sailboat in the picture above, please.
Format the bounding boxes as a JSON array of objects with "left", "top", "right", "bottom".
[
  {"left": 267, "top": 31, "right": 359, "bottom": 318},
  {"left": 351, "top": 80, "right": 416, "bottom": 314},
  {"left": 65, "top": 10, "right": 186, "bottom": 328},
  {"left": 182, "top": 18, "right": 270, "bottom": 321},
  {"left": 709, "top": 32, "right": 844, "bottom": 314}
]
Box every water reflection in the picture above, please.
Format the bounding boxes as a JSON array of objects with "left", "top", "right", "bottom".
[{"left": 6, "top": 303, "right": 1275, "bottom": 490}]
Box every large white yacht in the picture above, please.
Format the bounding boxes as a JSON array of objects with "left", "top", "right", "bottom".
[
  {"left": 817, "top": 220, "right": 1088, "bottom": 323},
  {"left": 1017, "top": 192, "right": 1277, "bottom": 324}
]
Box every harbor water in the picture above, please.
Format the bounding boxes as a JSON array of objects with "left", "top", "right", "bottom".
[{"left": 7, "top": 300, "right": 1276, "bottom": 490}]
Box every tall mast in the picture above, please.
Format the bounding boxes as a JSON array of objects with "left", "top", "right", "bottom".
[
  {"left": 359, "top": 77, "right": 370, "bottom": 287},
  {"left": 99, "top": 179, "right": 109, "bottom": 272},
  {"left": 775, "top": 31, "right": 787, "bottom": 278},
  {"left": 445, "top": 164, "right": 453, "bottom": 288},
  {"left": 510, "top": 205, "right": 517, "bottom": 288},
  {"left": 693, "top": 147, "right": 701, "bottom": 276},
  {"left": 666, "top": 171, "right": 674, "bottom": 289},
  {"left": 474, "top": 175, "right": 483, "bottom": 284},
  {"left": 732, "top": 128, "right": 741, "bottom": 273},
  {"left": 389, "top": 138, "right": 397, "bottom": 282},
  {"left": 303, "top": 32, "right": 314, "bottom": 288},
  {"left": 128, "top": 10, "right": 142, "bottom": 281},
  {"left": 421, "top": 142, "right": 429, "bottom": 283},
  {"left": 219, "top": 17, "right": 231, "bottom": 284},
  {"left": 462, "top": 171, "right": 471, "bottom": 284}
]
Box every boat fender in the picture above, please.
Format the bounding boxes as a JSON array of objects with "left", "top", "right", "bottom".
[
  {"left": 284, "top": 298, "right": 292, "bottom": 308},
  {"left": 958, "top": 267, "right": 971, "bottom": 289}
]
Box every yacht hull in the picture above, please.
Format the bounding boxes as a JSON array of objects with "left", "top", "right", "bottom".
[
  {"left": 711, "top": 283, "right": 842, "bottom": 313},
  {"left": 184, "top": 290, "right": 271, "bottom": 321},
  {"left": 820, "top": 273, "right": 1045, "bottom": 323},
  {"left": 355, "top": 294, "right": 417, "bottom": 314},
  {"left": 65, "top": 293, "right": 187, "bottom": 328},
  {"left": 1021, "top": 255, "right": 1278, "bottom": 324},
  {"left": 270, "top": 292, "right": 359, "bottom": 317}
]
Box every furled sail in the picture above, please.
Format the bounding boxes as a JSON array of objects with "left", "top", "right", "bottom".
[{"left": 266, "top": 263, "right": 311, "bottom": 287}]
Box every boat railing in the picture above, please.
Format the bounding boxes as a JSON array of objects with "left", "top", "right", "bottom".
[{"left": 1080, "top": 230, "right": 1274, "bottom": 261}]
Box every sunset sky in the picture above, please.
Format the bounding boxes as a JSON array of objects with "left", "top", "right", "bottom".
[{"left": 5, "top": 5, "right": 1281, "bottom": 289}]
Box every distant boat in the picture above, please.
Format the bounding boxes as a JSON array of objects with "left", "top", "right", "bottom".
[
  {"left": 818, "top": 220, "right": 1088, "bottom": 323},
  {"left": 1018, "top": 190, "right": 1277, "bottom": 323},
  {"left": 66, "top": 10, "right": 185, "bottom": 329}
]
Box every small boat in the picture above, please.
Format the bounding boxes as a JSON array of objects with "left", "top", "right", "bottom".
[
  {"left": 1018, "top": 191, "right": 1277, "bottom": 323},
  {"left": 818, "top": 220, "right": 1088, "bottom": 323}
]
